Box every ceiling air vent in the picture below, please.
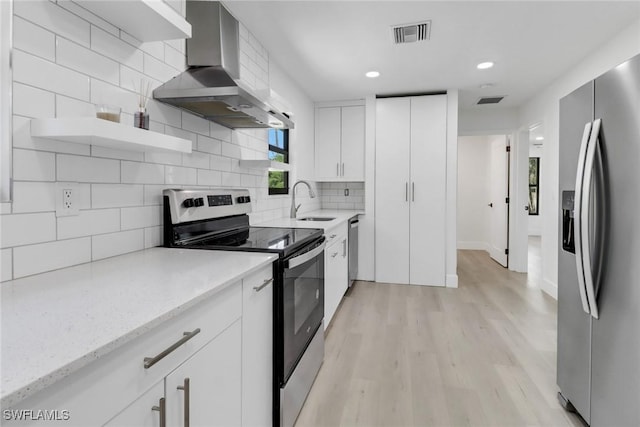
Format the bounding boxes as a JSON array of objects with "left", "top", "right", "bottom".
[
  {"left": 477, "top": 96, "right": 505, "bottom": 105},
  {"left": 392, "top": 21, "right": 431, "bottom": 44}
]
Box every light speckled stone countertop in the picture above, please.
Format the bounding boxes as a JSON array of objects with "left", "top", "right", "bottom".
[
  {"left": 0, "top": 247, "right": 277, "bottom": 408},
  {"left": 256, "top": 209, "right": 362, "bottom": 232}
]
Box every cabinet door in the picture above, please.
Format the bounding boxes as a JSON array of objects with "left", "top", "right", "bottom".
[
  {"left": 315, "top": 107, "right": 342, "bottom": 180},
  {"left": 324, "top": 239, "right": 343, "bottom": 329},
  {"left": 375, "top": 97, "right": 411, "bottom": 284},
  {"left": 165, "top": 321, "right": 242, "bottom": 427},
  {"left": 409, "top": 95, "right": 447, "bottom": 286},
  {"left": 241, "top": 268, "right": 273, "bottom": 427},
  {"left": 104, "top": 380, "right": 164, "bottom": 427},
  {"left": 340, "top": 105, "right": 365, "bottom": 180}
]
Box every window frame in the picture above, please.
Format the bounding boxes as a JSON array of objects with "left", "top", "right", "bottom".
[
  {"left": 528, "top": 157, "right": 540, "bottom": 215},
  {"left": 268, "top": 128, "right": 289, "bottom": 195}
]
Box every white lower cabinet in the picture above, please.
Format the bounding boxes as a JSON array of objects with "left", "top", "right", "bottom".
[
  {"left": 105, "top": 322, "right": 241, "bottom": 427},
  {"left": 4, "top": 265, "right": 273, "bottom": 427},
  {"left": 324, "top": 223, "right": 348, "bottom": 329}
]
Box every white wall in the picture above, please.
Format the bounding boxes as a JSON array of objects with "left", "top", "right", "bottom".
[
  {"left": 457, "top": 136, "right": 490, "bottom": 250},
  {"left": 0, "top": 0, "right": 317, "bottom": 281},
  {"left": 517, "top": 17, "right": 640, "bottom": 299},
  {"left": 528, "top": 144, "right": 543, "bottom": 236},
  {"left": 459, "top": 107, "right": 519, "bottom": 136}
]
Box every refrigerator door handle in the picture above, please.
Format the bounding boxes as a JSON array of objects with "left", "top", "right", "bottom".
[
  {"left": 581, "top": 118, "right": 602, "bottom": 319},
  {"left": 573, "top": 121, "right": 593, "bottom": 315}
]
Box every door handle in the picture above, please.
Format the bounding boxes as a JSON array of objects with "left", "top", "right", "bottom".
[
  {"left": 177, "top": 378, "right": 190, "bottom": 427},
  {"left": 488, "top": 203, "right": 493, "bottom": 208},
  {"left": 152, "top": 397, "right": 166, "bottom": 427},
  {"left": 412, "top": 182, "right": 415, "bottom": 202},
  {"left": 405, "top": 183, "right": 408, "bottom": 202}
]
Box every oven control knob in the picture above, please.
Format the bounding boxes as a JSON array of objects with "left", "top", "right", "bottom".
[
  {"left": 194, "top": 197, "right": 205, "bottom": 207},
  {"left": 183, "top": 198, "right": 195, "bottom": 208},
  {"left": 237, "top": 196, "right": 251, "bottom": 204}
]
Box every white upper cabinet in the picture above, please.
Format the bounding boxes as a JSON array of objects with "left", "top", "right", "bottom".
[{"left": 315, "top": 102, "right": 365, "bottom": 181}]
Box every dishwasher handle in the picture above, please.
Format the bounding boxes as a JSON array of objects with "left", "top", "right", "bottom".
[{"left": 349, "top": 218, "right": 359, "bottom": 229}]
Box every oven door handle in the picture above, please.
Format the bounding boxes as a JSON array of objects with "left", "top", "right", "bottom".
[{"left": 287, "top": 241, "right": 326, "bottom": 269}]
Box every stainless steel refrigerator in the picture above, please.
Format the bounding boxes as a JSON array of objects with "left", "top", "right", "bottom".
[{"left": 558, "top": 53, "right": 639, "bottom": 426}]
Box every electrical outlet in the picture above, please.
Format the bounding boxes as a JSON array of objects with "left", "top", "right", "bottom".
[
  {"left": 344, "top": 188, "right": 349, "bottom": 196},
  {"left": 56, "top": 182, "right": 79, "bottom": 217}
]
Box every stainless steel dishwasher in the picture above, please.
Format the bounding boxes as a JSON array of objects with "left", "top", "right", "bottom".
[{"left": 348, "top": 217, "right": 359, "bottom": 287}]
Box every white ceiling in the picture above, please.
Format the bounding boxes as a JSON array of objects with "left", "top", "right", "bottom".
[{"left": 224, "top": 1, "right": 640, "bottom": 109}]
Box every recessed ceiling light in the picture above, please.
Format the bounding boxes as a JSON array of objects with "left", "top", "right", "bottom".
[
  {"left": 365, "top": 71, "right": 380, "bottom": 78},
  {"left": 477, "top": 62, "right": 494, "bottom": 70},
  {"left": 536, "top": 136, "right": 544, "bottom": 141},
  {"left": 479, "top": 83, "right": 494, "bottom": 89}
]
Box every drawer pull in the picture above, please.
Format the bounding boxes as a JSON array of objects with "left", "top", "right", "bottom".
[
  {"left": 151, "top": 397, "right": 166, "bottom": 427},
  {"left": 144, "top": 328, "right": 201, "bottom": 369},
  {"left": 253, "top": 278, "right": 273, "bottom": 292},
  {"left": 329, "top": 234, "right": 337, "bottom": 239},
  {"left": 177, "top": 378, "right": 190, "bottom": 427}
]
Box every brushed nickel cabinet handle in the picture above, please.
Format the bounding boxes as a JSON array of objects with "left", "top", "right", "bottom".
[
  {"left": 412, "top": 182, "right": 415, "bottom": 202},
  {"left": 405, "top": 183, "right": 408, "bottom": 202},
  {"left": 144, "top": 329, "right": 201, "bottom": 369},
  {"left": 342, "top": 239, "right": 347, "bottom": 257},
  {"left": 330, "top": 234, "right": 337, "bottom": 239},
  {"left": 177, "top": 378, "right": 190, "bottom": 427},
  {"left": 253, "top": 278, "right": 273, "bottom": 292},
  {"left": 331, "top": 252, "right": 338, "bottom": 258},
  {"left": 336, "top": 163, "right": 339, "bottom": 176},
  {"left": 341, "top": 163, "right": 345, "bottom": 176},
  {"left": 151, "top": 397, "right": 166, "bottom": 427}
]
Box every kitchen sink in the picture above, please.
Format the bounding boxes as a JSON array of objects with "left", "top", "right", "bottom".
[{"left": 298, "top": 217, "right": 336, "bottom": 222}]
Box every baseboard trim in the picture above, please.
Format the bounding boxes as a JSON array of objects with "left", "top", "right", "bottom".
[
  {"left": 541, "top": 278, "right": 557, "bottom": 300},
  {"left": 457, "top": 241, "right": 489, "bottom": 251},
  {"left": 446, "top": 274, "right": 458, "bottom": 288}
]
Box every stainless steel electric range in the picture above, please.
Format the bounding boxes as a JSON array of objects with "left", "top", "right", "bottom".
[{"left": 163, "top": 188, "right": 325, "bottom": 427}]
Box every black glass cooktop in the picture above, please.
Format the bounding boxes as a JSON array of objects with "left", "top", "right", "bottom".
[{"left": 188, "top": 226, "right": 323, "bottom": 257}]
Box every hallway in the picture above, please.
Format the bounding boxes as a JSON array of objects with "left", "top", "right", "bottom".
[{"left": 295, "top": 250, "right": 583, "bottom": 426}]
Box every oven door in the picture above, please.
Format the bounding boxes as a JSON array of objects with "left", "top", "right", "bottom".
[{"left": 282, "top": 238, "right": 325, "bottom": 382}]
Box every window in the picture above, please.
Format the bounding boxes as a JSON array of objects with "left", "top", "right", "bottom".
[
  {"left": 528, "top": 157, "right": 540, "bottom": 215},
  {"left": 268, "top": 128, "right": 289, "bottom": 195}
]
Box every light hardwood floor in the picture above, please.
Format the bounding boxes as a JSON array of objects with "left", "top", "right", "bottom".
[{"left": 295, "top": 250, "right": 584, "bottom": 427}]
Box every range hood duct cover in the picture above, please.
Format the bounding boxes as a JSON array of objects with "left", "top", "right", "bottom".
[{"left": 153, "top": 1, "right": 294, "bottom": 129}]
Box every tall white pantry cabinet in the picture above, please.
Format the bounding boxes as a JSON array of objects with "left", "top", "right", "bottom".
[{"left": 375, "top": 94, "right": 447, "bottom": 287}]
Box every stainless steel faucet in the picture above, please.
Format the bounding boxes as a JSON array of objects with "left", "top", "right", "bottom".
[{"left": 290, "top": 180, "right": 316, "bottom": 218}]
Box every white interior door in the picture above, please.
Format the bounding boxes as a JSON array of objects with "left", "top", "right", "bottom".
[
  {"left": 375, "top": 97, "right": 411, "bottom": 284},
  {"left": 409, "top": 95, "right": 447, "bottom": 286},
  {"left": 489, "top": 135, "right": 509, "bottom": 267}
]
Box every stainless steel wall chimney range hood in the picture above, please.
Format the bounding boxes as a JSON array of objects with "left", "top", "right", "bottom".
[{"left": 153, "top": 1, "right": 294, "bottom": 129}]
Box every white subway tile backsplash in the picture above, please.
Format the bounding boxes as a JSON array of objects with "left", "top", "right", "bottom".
[
  {"left": 209, "top": 123, "right": 232, "bottom": 143},
  {"left": 1, "top": 249, "right": 12, "bottom": 282},
  {"left": 144, "top": 185, "right": 168, "bottom": 206},
  {"left": 144, "top": 53, "right": 179, "bottom": 82},
  {"left": 91, "top": 146, "right": 144, "bottom": 162},
  {"left": 1, "top": 212, "right": 57, "bottom": 248},
  {"left": 92, "top": 184, "right": 143, "bottom": 208},
  {"left": 56, "top": 95, "right": 95, "bottom": 118},
  {"left": 122, "top": 161, "right": 165, "bottom": 184},
  {"left": 57, "top": 36, "right": 120, "bottom": 85},
  {"left": 165, "top": 39, "right": 185, "bottom": 55},
  {"left": 145, "top": 100, "right": 182, "bottom": 129},
  {"left": 57, "top": 154, "right": 120, "bottom": 183},
  {"left": 182, "top": 151, "right": 210, "bottom": 169},
  {"left": 92, "top": 229, "right": 144, "bottom": 261},
  {"left": 13, "top": 237, "right": 92, "bottom": 278},
  {"left": 221, "top": 142, "right": 242, "bottom": 159},
  {"left": 57, "top": 208, "right": 120, "bottom": 239},
  {"left": 12, "top": 83, "right": 55, "bottom": 119},
  {"left": 13, "top": 149, "right": 56, "bottom": 182},
  {"left": 90, "top": 79, "right": 139, "bottom": 115},
  {"left": 165, "top": 166, "right": 197, "bottom": 185},
  {"left": 197, "top": 135, "right": 222, "bottom": 154},
  {"left": 13, "top": 50, "right": 91, "bottom": 101},
  {"left": 181, "top": 113, "right": 210, "bottom": 137},
  {"left": 165, "top": 126, "right": 197, "bottom": 145},
  {"left": 209, "top": 155, "right": 231, "bottom": 172},
  {"left": 91, "top": 26, "right": 144, "bottom": 72},
  {"left": 56, "top": 0, "right": 119, "bottom": 37},
  {"left": 12, "top": 182, "right": 56, "bottom": 213},
  {"left": 1, "top": 203, "right": 11, "bottom": 215},
  {"left": 144, "top": 150, "right": 183, "bottom": 167},
  {"left": 144, "top": 226, "right": 162, "bottom": 249},
  {"left": 121, "top": 206, "right": 161, "bottom": 230},
  {"left": 14, "top": 0, "right": 90, "bottom": 47},
  {"left": 120, "top": 31, "right": 165, "bottom": 61},
  {"left": 164, "top": 44, "right": 186, "bottom": 72},
  {"left": 197, "top": 170, "right": 222, "bottom": 186},
  {"left": 221, "top": 172, "right": 242, "bottom": 187},
  {"left": 13, "top": 16, "right": 55, "bottom": 61}
]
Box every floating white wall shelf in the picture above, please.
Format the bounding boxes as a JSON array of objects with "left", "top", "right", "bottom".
[
  {"left": 74, "top": 0, "right": 192, "bottom": 42},
  {"left": 31, "top": 118, "right": 192, "bottom": 153},
  {"left": 239, "top": 160, "right": 291, "bottom": 171}
]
